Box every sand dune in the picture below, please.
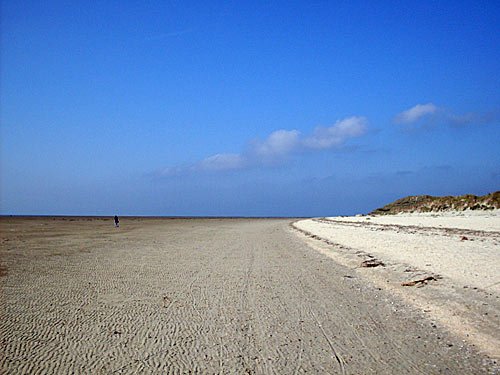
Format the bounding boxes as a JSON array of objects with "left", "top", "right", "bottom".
[{"left": 1, "top": 217, "right": 498, "bottom": 373}]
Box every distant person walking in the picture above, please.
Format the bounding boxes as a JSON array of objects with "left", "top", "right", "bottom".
[{"left": 114, "top": 215, "right": 119, "bottom": 227}]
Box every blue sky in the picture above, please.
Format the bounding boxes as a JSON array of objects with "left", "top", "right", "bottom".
[{"left": 1, "top": 1, "right": 499, "bottom": 216}]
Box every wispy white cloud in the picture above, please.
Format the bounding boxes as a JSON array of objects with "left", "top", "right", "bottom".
[
  {"left": 155, "top": 165, "right": 191, "bottom": 177},
  {"left": 154, "top": 153, "right": 245, "bottom": 177},
  {"left": 199, "top": 153, "right": 246, "bottom": 171},
  {"left": 394, "top": 103, "right": 498, "bottom": 128},
  {"left": 303, "top": 117, "right": 367, "bottom": 149},
  {"left": 447, "top": 111, "right": 498, "bottom": 127},
  {"left": 251, "top": 129, "right": 301, "bottom": 159},
  {"left": 155, "top": 116, "right": 368, "bottom": 177},
  {"left": 394, "top": 103, "right": 438, "bottom": 124}
]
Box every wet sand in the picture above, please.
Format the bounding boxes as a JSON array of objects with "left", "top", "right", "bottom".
[{"left": 1, "top": 217, "right": 498, "bottom": 374}]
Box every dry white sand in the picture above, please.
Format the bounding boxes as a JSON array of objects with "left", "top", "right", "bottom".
[
  {"left": 333, "top": 209, "right": 500, "bottom": 232},
  {"left": 296, "top": 211, "right": 500, "bottom": 292},
  {"left": 293, "top": 211, "right": 500, "bottom": 359}
]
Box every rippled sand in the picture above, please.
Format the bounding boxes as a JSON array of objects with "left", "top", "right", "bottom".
[{"left": 1, "top": 217, "right": 497, "bottom": 374}]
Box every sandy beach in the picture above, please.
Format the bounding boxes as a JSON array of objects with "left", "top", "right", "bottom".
[
  {"left": 294, "top": 210, "right": 500, "bottom": 362},
  {"left": 1, "top": 216, "right": 498, "bottom": 374}
]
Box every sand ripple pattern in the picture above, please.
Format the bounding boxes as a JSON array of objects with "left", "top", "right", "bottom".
[{"left": 0, "top": 217, "right": 495, "bottom": 374}]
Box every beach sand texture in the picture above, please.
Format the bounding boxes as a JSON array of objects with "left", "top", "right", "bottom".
[
  {"left": 1, "top": 217, "right": 498, "bottom": 374},
  {"left": 294, "top": 211, "right": 499, "bottom": 361},
  {"left": 295, "top": 211, "right": 500, "bottom": 292}
]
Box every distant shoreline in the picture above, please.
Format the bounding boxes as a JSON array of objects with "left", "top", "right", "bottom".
[{"left": 0, "top": 215, "right": 307, "bottom": 220}]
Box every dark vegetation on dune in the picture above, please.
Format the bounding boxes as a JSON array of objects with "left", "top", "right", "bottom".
[{"left": 371, "top": 191, "right": 500, "bottom": 215}]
